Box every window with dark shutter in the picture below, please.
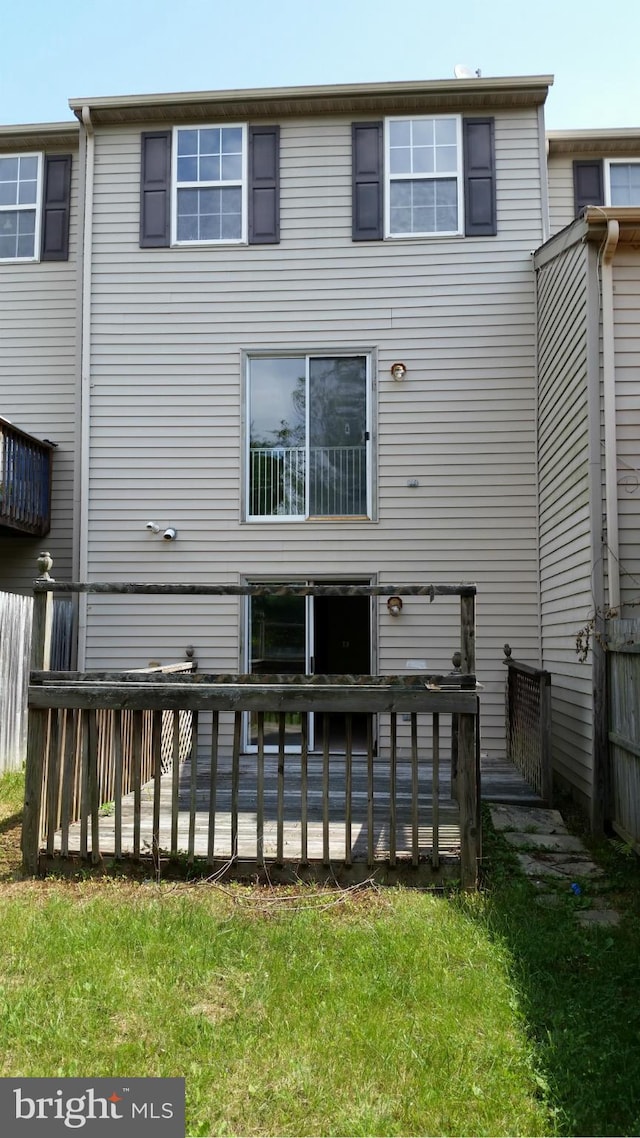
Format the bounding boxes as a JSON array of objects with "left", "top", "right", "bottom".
[
  {"left": 41, "top": 154, "right": 72, "bottom": 261},
  {"left": 352, "top": 122, "right": 383, "bottom": 241},
  {"left": 249, "top": 125, "right": 280, "bottom": 244},
  {"left": 462, "top": 118, "right": 496, "bottom": 237},
  {"left": 573, "top": 160, "right": 604, "bottom": 215},
  {"left": 140, "top": 131, "right": 171, "bottom": 248}
]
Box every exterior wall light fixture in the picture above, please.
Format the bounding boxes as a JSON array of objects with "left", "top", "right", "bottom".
[
  {"left": 387, "top": 596, "right": 403, "bottom": 616},
  {"left": 390, "top": 362, "right": 407, "bottom": 381}
]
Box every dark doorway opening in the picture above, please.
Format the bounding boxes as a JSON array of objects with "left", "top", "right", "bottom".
[{"left": 313, "top": 593, "right": 372, "bottom": 752}]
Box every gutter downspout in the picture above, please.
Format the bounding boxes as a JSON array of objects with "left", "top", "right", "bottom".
[
  {"left": 78, "top": 105, "right": 94, "bottom": 669},
  {"left": 601, "top": 219, "right": 620, "bottom": 613}
]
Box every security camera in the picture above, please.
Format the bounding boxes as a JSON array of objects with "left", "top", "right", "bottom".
[
  {"left": 163, "top": 527, "right": 177, "bottom": 541},
  {"left": 146, "top": 521, "right": 160, "bottom": 533}
]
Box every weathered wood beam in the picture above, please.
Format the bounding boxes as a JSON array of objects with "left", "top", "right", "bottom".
[
  {"left": 33, "top": 581, "right": 477, "bottom": 597},
  {"left": 29, "top": 683, "right": 478, "bottom": 715}
]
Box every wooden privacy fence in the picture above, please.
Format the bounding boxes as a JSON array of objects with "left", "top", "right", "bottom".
[
  {"left": 503, "top": 646, "right": 552, "bottom": 804},
  {"left": 607, "top": 618, "right": 640, "bottom": 854},
  {"left": 0, "top": 590, "right": 33, "bottom": 773},
  {"left": 23, "top": 579, "right": 480, "bottom": 887}
]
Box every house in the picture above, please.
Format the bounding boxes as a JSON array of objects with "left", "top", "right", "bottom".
[
  {"left": 6, "top": 73, "right": 636, "bottom": 823},
  {"left": 537, "top": 131, "right": 640, "bottom": 826},
  {"left": 0, "top": 120, "right": 79, "bottom": 582}
]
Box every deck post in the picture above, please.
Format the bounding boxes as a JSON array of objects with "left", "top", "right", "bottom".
[
  {"left": 458, "top": 710, "right": 479, "bottom": 889},
  {"left": 22, "top": 556, "right": 55, "bottom": 874}
]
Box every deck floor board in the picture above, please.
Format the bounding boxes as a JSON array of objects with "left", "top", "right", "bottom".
[{"left": 53, "top": 751, "right": 541, "bottom": 862}]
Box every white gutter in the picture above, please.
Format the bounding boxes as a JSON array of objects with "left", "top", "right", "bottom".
[
  {"left": 78, "top": 105, "right": 94, "bottom": 669},
  {"left": 601, "top": 219, "right": 620, "bottom": 612}
]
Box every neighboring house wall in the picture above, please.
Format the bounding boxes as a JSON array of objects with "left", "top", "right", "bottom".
[
  {"left": 0, "top": 136, "right": 79, "bottom": 591},
  {"left": 614, "top": 248, "right": 640, "bottom": 613},
  {"left": 82, "top": 105, "right": 546, "bottom": 759},
  {"left": 536, "top": 236, "right": 594, "bottom": 807},
  {"left": 547, "top": 153, "right": 577, "bottom": 234}
]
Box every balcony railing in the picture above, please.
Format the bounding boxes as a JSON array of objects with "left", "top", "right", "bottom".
[
  {"left": 250, "top": 445, "right": 367, "bottom": 517},
  {"left": 0, "top": 417, "right": 54, "bottom": 537}
]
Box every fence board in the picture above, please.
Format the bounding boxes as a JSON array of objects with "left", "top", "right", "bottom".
[
  {"left": 608, "top": 619, "right": 640, "bottom": 852},
  {"left": 0, "top": 591, "right": 33, "bottom": 773}
]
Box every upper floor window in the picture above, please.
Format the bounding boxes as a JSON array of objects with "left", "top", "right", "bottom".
[
  {"left": 142, "top": 126, "right": 278, "bottom": 248},
  {"left": 606, "top": 160, "right": 640, "bottom": 206},
  {"left": 172, "top": 125, "right": 246, "bottom": 244},
  {"left": 0, "top": 154, "right": 42, "bottom": 261},
  {"left": 386, "top": 117, "right": 462, "bottom": 237},
  {"left": 352, "top": 117, "right": 495, "bottom": 241},
  {"left": 246, "top": 354, "right": 371, "bottom": 521}
]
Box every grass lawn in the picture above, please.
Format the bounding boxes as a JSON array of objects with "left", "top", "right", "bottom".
[{"left": 1, "top": 770, "right": 639, "bottom": 1136}]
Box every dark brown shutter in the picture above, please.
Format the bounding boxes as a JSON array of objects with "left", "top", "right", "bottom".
[
  {"left": 573, "top": 160, "right": 604, "bottom": 215},
  {"left": 248, "top": 125, "right": 280, "bottom": 244},
  {"left": 352, "top": 122, "right": 383, "bottom": 241},
  {"left": 41, "top": 155, "right": 72, "bottom": 261},
  {"left": 140, "top": 131, "right": 171, "bottom": 247},
  {"left": 463, "top": 118, "right": 496, "bottom": 237}
]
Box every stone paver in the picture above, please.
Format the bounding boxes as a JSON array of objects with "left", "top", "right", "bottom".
[
  {"left": 489, "top": 800, "right": 620, "bottom": 925},
  {"left": 503, "top": 831, "right": 585, "bottom": 853},
  {"left": 576, "top": 909, "right": 621, "bottom": 927},
  {"left": 489, "top": 804, "right": 568, "bottom": 834}
]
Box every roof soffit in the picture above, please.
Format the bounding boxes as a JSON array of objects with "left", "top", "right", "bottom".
[{"left": 69, "top": 76, "right": 552, "bottom": 126}]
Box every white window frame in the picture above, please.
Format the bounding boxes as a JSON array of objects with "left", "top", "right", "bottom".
[
  {"left": 171, "top": 124, "right": 248, "bottom": 246},
  {"left": 244, "top": 352, "right": 373, "bottom": 523},
  {"left": 0, "top": 152, "right": 43, "bottom": 263},
  {"left": 384, "top": 115, "right": 463, "bottom": 239},
  {"left": 604, "top": 158, "right": 640, "bottom": 207}
]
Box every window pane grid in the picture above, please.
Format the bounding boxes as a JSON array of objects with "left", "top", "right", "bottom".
[
  {"left": 387, "top": 117, "right": 460, "bottom": 236},
  {"left": 0, "top": 154, "right": 39, "bottom": 259},
  {"left": 609, "top": 163, "right": 640, "bottom": 206},
  {"left": 175, "top": 126, "right": 245, "bottom": 243}
]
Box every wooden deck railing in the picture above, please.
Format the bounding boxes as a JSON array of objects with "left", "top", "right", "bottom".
[
  {"left": 23, "top": 578, "right": 481, "bottom": 886},
  {"left": 0, "top": 417, "right": 54, "bottom": 536},
  {"left": 503, "top": 646, "right": 552, "bottom": 804}
]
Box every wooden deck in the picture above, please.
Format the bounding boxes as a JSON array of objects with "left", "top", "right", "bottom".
[{"left": 50, "top": 750, "right": 540, "bottom": 864}]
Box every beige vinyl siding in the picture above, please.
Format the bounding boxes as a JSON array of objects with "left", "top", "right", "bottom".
[
  {"left": 536, "top": 239, "right": 593, "bottom": 804},
  {"left": 547, "top": 154, "right": 577, "bottom": 234},
  {"left": 84, "top": 109, "right": 545, "bottom": 758},
  {"left": 613, "top": 249, "right": 640, "bottom": 613},
  {"left": 0, "top": 146, "right": 79, "bottom": 591}
]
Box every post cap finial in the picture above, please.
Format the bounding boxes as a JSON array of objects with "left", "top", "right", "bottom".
[{"left": 36, "top": 551, "right": 54, "bottom": 581}]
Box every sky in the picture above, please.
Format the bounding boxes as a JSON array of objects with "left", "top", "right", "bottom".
[{"left": 1, "top": 0, "right": 638, "bottom": 131}]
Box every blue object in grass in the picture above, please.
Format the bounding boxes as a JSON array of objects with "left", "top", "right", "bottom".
[{"left": 570, "top": 882, "right": 581, "bottom": 895}]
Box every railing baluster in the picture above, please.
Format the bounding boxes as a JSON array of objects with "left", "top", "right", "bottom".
[
  {"left": 60, "top": 710, "right": 76, "bottom": 857},
  {"left": 389, "top": 712, "right": 397, "bottom": 868},
  {"left": 367, "top": 714, "right": 374, "bottom": 867},
  {"left": 300, "top": 712, "right": 308, "bottom": 864},
  {"left": 170, "top": 711, "right": 180, "bottom": 855},
  {"left": 432, "top": 713, "right": 440, "bottom": 869},
  {"left": 46, "top": 708, "right": 60, "bottom": 858},
  {"left": 277, "top": 713, "right": 285, "bottom": 863},
  {"left": 113, "top": 711, "right": 122, "bottom": 859},
  {"left": 322, "top": 713, "right": 330, "bottom": 865},
  {"left": 188, "top": 711, "right": 200, "bottom": 863},
  {"left": 231, "top": 711, "right": 240, "bottom": 859},
  {"left": 88, "top": 710, "right": 100, "bottom": 864},
  {"left": 257, "top": 712, "right": 265, "bottom": 866},
  {"left": 411, "top": 713, "right": 419, "bottom": 867},
  {"left": 345, "top": 713, "right": 352, "bottom": 866},
  {"left": 80, "top": 710, "right": 90, "bottom": 860},
  {"left": 132, "top": 710, "right": 143, "bottom": 860},
  {"left": 152, "top": 709, "right": 162, "bottom": 864},
  {"left": 207, "top": 710, "right": 219, "bottom": 865}
]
